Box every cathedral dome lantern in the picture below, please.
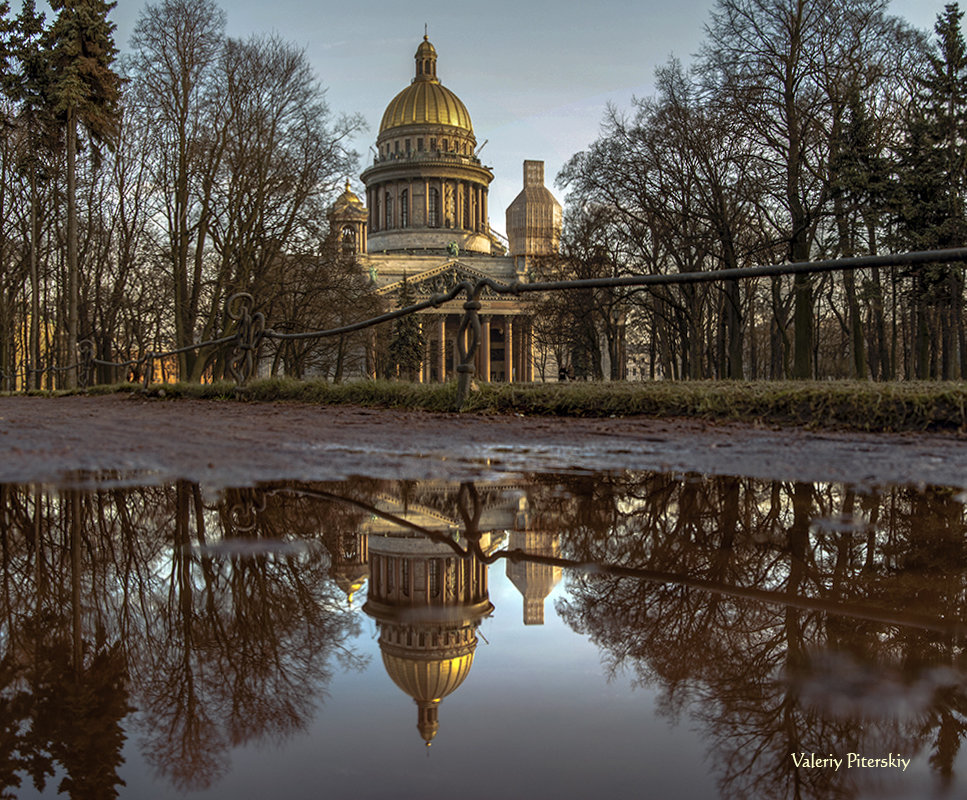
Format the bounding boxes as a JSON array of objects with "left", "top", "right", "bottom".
[
  {"left": 362, "top": 37, "right": 495, "bottom": 255},
  {"left": 414, "top": 35, "right": 437, "bottom": 77}
]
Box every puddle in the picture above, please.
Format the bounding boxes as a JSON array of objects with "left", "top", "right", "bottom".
[{"left": 1, "top": 472, "right": 965, "bottom": 798}]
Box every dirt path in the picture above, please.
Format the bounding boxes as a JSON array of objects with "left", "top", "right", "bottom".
[{"left": 2, "top": 394, "right": 966, "bottom": 488}]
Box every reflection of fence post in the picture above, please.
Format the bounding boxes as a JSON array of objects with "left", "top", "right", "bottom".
[
  {"left": 455, "top": 284, "right": 483, "bottom": 409},
  {"left": 227, "top": 293, "right": 266, "bottom": 387}
]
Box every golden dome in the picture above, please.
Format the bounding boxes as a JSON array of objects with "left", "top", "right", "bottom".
[
  {"left": 382, "top": 651, "right": 474, "bottom": 702},
  {"left": 379, "top": 81, "right": 473, "bottom": 134},
  {"left": 331, "top": 179, "right": 365, "bottom": 212},
  {"left": 378, "top": 37, "right": 474, "bottom": 135}
]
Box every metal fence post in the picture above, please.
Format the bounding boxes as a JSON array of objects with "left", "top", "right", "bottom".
[
  {"left": 455, "top": 285, "right": 483, "bottom": 409},
  {"left": 227, "top": 293, "right": 266, "bottom": 387}
]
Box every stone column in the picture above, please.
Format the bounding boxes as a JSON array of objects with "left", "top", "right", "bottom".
[
  {"left": 406, "top": 180, "right": 413, "bottom": 228},
  {"left": 418, "top": 320, "right": 425, "bottom": 383},
  {"left": 524, "top": 319, "right": 533, "bottom": 382},
  {"left": 482, "top": 317, "right": 491, "bottom": 381},
  {"left": 438, "top": 316, "right": 446, "bottom": 381},
  {"left": 506, "top": 317, "right": 514, "bottom": 383}
]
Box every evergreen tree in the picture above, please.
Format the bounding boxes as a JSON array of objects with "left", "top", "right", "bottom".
[
  {"left": 45, "top": 0, "right": 120, "bottom": 388},
  {"left": 9, "top": 0, "right": 53, "bottom": 390},
  {"left": 388, "top": 274, "right": 425, "bottom": 381},
  {"left": 0, "top": 4, "right": 13, "bottom": 85},
  {"left": 893, "top": 3, "right": 967, "bottom": 377},
  {"left": 895, "top": 3, "right": 967, "bottom": 250}
]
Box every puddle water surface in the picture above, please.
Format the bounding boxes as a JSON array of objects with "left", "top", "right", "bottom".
[{"left": 1, "top": 472, "right": 965, "bottom": 799}]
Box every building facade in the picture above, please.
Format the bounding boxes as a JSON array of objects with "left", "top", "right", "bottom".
[{"left": 330, "top": 36, "right": 563, "bottom": 383}]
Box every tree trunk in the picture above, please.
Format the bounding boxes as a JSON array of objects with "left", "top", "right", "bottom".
[
  {"left": 66, "top": 109, "right": 78, "bottom": 390},
  {"left": 723, "top": 278, "right": 743, "bottom": 379},
  {"left": 30, "top": 171, "right": 41, "bottom": 391},
  {"left": 843, "top": 270, "right": 867, "bottom": 379}
]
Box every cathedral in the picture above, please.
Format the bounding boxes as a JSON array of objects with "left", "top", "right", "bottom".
[{"left": 329, "top": 35, "right": 563, "bottom": 383}]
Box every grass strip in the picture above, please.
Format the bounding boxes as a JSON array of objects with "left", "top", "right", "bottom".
[{"left": 14, "top": 378, "right": 967, "bottom": 433}]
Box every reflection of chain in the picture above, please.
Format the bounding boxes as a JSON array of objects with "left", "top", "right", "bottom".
[
  {"left": 456, "top": 483, "right": 482, "bottom": 541},
  {"left": 229, "top": 488, "right": 269, "bottom": 532}
]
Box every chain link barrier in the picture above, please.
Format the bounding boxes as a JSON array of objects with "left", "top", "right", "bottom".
[{"left": 5, "top": 247, "right": 967, "bottom": 408}]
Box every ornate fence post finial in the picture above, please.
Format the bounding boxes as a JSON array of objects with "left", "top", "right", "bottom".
[
  {"left": 142, "top": 353, "right": 155, "bottom": 389},
  {"left": 78, "top": 339, "right": 95, "bottom": 389},
  {"left": 455, "top": 283, "right": 483, "bottom": 409},
  {"left": 227, "top": 293, "right": 266, "bottom": 387}
]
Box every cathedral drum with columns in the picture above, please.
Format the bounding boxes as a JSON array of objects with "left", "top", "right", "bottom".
[{"left": 329, "top": 36, "right": 563, "bottom": 383}]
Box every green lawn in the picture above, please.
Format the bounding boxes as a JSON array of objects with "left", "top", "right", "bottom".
[{"left": 27, "top": 377, "right": 967, "bottom": 433}]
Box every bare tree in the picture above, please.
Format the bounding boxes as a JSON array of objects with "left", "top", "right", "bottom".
[{"left": 128, "top": 0, "right": 227, "bottom": 380}]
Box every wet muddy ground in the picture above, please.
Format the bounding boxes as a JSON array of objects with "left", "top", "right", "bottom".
[{"left": 2, "top": 394, "right": 966, "bottom": 488}]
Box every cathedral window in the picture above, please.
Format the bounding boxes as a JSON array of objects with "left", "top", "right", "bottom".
[
  {"left": 441, "top": 138, "right": 448, "bottom": 151},
  {"left": 405, "top": 139, "right": 411, "bottom": 153},
  {"left": 417, "top": 138, "right": 424, "bottom": 152},
  {"left": 384, "top": 191, "right": 393, "bottom": 228},
  {"left": 429, "top": 560, "right": 441, "bottom": 598},
  {"left": 373, "top": 196, "right": 380, "bottom": 232},
  {"left": 401, "top": 560, "right": 409, "bottom": 596},
  {"left": 400, "top": 189, "right": 408, "bottom": 228},
  {"left": 430, "top": 137, "right": 436, "bottom": 151},
  {"left": 394, "top": 140, "right": 399, "bottom": 154},
  {"left": 428, "top": 188, "right": 439, "bottom": 227}
]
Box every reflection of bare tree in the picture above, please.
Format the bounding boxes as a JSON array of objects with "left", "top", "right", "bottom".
[
  {"left": 136, "top": 481, "right": 370, "bottom": 791},
  {"left": 0, "top": 480, "right": 371, "bottom": 794},
  {"left": 0, "top": 485, "right": 135, "bottom": 799},
  {"left": 546, "top": 473, "right": 967, "bottom": 800}
]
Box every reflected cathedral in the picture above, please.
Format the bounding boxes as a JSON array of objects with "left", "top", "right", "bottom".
[
  {"left": 359, "top": 483, "right": 558, "bottom": 744},
  {"left": 361, "top": 487, "right": 499, "bottom": 745}
]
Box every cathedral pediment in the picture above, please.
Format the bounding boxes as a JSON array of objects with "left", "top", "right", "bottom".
[{"left": 376, "top": 260, "right": 512, "bottom": 299}]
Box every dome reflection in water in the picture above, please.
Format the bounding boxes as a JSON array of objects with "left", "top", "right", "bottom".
[{"left": 0, "top": 474, "right": 964, "bottom": 798}]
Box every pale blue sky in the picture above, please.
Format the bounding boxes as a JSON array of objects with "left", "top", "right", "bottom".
[{"left": 16, "top": 0, "right": 946, "bottom": 235}]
